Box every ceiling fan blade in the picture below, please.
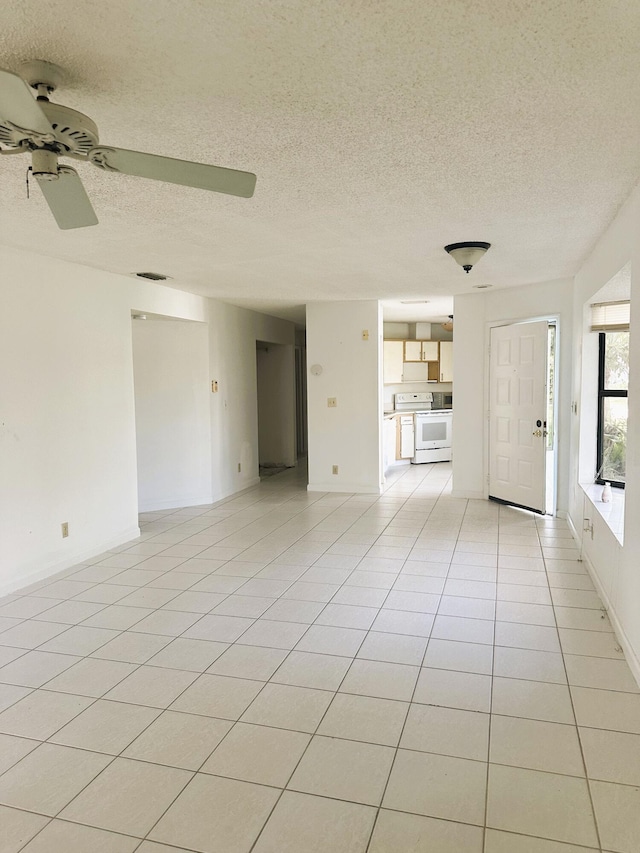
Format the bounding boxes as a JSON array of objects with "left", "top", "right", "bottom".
[
  {"left": 35, "top": 166, "right": 98, "bottom": 229},
  {"left": 88, "top": 146, "right": 256, "bottom": 198},
  {"left": 0, "top": 68, "right": 54, "bottom": 136}
]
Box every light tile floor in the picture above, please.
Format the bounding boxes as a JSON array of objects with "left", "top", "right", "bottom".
[{"left": 1, "top": 462, "right": 639, "bottom": 852}]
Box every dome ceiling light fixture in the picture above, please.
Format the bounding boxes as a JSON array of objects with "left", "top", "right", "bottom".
[
  {"left": 444, "top": 241, "right": 491, "bottom": 274},
  {"left": 442, "top": 315, "right": 453, "bottom": 332}
]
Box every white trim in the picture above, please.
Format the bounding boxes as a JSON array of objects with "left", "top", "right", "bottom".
[
  {"left": 565, "top": 511, "right": 639, "bottom": 689},
  {"left": 451, "top": 489, "right": 486, "bottom": 500},
  {"left": 138, "top": 493, "right": 215, "bottom": 512},
  {"left": 210, "top": 478, "right": 261, "bottom": 504},
  {"left": 565, "top": 511, "right": 582, "bottom": 547},
  {"left": 308, "top": 482, "right": 383, "bottom": 495},
  {"left": 485, "top": 314, "right": 561, "bottom": 515},
  {"left": 0, "top": 525, "right": 141, "bottom": 597},
  {"left": 581, "top": 550, "right": 640, "bottom": 690}
]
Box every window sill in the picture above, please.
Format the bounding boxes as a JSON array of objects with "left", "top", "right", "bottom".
[{"left": 581, "top": 482, "right": 625, "bottom": 545}]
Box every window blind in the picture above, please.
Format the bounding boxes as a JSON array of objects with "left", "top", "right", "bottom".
[{"left": 590, "top": 301, "right": 630, "bottom": 332}]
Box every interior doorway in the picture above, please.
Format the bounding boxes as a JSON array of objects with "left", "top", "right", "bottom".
[
  {"left": 256, "top": 340, "right": 297, "bottom": 478},
  {"left": 488, "top": 319, "right": 557, "bottom": 515},
  {"left": 295, "top": 342, "right": 307, "bottom": 458}
]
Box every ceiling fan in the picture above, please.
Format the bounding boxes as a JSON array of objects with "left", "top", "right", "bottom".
[{"left": 0, "top": 61, "right": 257, "bottom": 230}]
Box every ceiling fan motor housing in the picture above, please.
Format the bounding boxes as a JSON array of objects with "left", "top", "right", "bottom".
[
  {"left": 31, "top": 148, "right": 59, "bottom": 180},
  {"left": 40, "top": 102, "right": 99, "bottom": 155},
  {"left": 0, "top": 101, "right": 98, "bottom": 155}
]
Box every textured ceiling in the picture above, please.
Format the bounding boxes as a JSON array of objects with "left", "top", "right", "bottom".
[{"left": 2, "top": 0, "right": 640, "bottom": 326}]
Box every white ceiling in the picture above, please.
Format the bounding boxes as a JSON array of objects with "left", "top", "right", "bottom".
[{"left": 2, "top": 1, "right": 640, "bottom": 326}]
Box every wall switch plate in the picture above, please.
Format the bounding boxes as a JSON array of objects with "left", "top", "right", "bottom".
[
  {"left": 61, "top": 522, "right": 69, "bottom": 538},
  {"left": 327, "top": 397, "right": 337, "bottom": 408},
  {"left": 332, "top": 465, "right": 339, "bottom": 475}
]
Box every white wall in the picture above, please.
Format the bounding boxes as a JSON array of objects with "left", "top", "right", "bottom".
[
  {"left": 449, "top": 293, "right": 487, "bottom": 499},
  {"left": 569, "top": 179, "right": 640, "bottom": 683},
  {"left": 256, "top": 343, "right": 296, "bottom": 467},
  {"left": 0, "top": 248, "right": 208, "bottom": 594},
  {"left": 207, "top": 300, "right": 296, "bottom": 501},
  {"left": 0, "top": 247, "right": 296, "bottom": 595},
  {"left": 132, "top": 319, "right": 212, "bottom": 511},
  {"left": 452, "top": 279, "right": 574, "bottom": 511},
  {"left": 306, "top": 301, "right": 383, "bottom": 493}
]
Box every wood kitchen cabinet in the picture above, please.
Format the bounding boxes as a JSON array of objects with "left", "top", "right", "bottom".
[
  {"left": 404, "top": 341, "right": 439, "bottom": 362},
  {"left": 384, "top": 339, "right": 444, "bottom": 383},
  {"left": 439, "top": 340, "right": 453, "bottom": 382},
  {"left": 398, "top": 414, "right": 415, "bottom": 459},
  {"left": 383, "top": 340, "right": 404, "bottom": 383}
]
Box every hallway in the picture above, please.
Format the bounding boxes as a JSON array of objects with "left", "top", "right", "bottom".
[{"left": 0, "top": 463, "right": 638, "bottom": 852}]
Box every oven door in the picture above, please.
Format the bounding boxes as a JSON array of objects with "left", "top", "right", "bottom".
[{"left": 414, "top": 412, "right": 452, "bottom": 449}]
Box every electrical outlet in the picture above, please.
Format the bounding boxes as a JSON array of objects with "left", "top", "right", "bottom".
[
  {"left": 61, "top": 522, "right": 69, "bottom": 538},
  {"left": 327, "top": 397, "right": 337, "bottom": 408},
  {"left": 362, "top": 330, "right": 369, "bottom": 340},
  {"left": 237, "top": 462, "right": 241, "bottom": 473},
  {"left": 332, "top": 465, "right": 339, "bottom": 475}
]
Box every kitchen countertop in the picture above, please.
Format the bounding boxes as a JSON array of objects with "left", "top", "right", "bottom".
[{"left": 384, "top": 408, "right": 453, "bottom": 416}]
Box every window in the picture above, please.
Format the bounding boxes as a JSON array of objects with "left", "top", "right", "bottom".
[{"left": 596, "top": 330, "right": 629, "bottom": 487}]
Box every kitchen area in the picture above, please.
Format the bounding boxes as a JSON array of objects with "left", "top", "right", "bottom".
[{"left": 382, "top": 320, "right": 453, "bottom": 474}]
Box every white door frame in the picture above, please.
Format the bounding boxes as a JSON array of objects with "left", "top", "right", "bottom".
[{"left": 484, "top": 314, "right": 560, "bottom": 516}]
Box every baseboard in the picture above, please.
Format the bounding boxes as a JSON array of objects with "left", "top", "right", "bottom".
[
  {"left": 138, "top": 493, "right": 215, "bottom": 512},
  {"left": 307, "top": 482, "right": 383, "bottom": 495},
  {"left": 450, "top": 489, "right": 485, "bottom": 500},
  {"left": 139, "top": 478, "right": 266, "bottom": 513},
  {"left": 206, "top": 478, "right": 261, "bottom": 506},
  {"left": 1, "top": 525, "right": 141, "bottom": 597},
  {"left": 580, "top": 550, "right": 640, "bottom": 690},
  {"left": 566, "top": 512, "right": 582, "bottom": 548}
]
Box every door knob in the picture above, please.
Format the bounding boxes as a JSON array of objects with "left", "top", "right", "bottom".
[{"left": 532, "top": 429, "right": 543, "bottom": 437}]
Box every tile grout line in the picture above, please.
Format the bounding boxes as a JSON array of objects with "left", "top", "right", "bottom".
[
  {"left": 364, "top": 484, "right": 461, "bottom": 853},
  {"left": 130, "top": 473, "right": 420, "bottom": 850},
  {"left": 539, "top": 516, "right": 605, "bottom": 853},
  {"left": 478, "top": 501, "right": 499, "bottom": 853},
  {"left": 245, "top": 468, "right": 450, "bottom": 852},
  {"left": 1, "top": 470, "right": 635, "bottom": 851}
]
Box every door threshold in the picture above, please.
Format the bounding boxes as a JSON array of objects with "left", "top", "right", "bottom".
[{"left": 489, "top": 495, "right": 545, "bottom": 515}]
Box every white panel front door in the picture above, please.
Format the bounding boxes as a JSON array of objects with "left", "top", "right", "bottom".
[{"left": 489, "top": 320, "right": 548, "bottom": 513}]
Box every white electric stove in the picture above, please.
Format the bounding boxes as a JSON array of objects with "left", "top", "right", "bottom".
[{"left": 395, "top": 392, "right": 452, "bottom": 463}]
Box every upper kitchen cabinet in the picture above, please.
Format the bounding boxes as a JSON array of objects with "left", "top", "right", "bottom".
[
  {"left": 383, "top": 338, "right": 452, "bottom": 384},
  {"left": 439, "top": 340, "right": 453, "bottom": 382},
  {"left": 404, "top": 341, "right": 439, "bottom": 362},
  {"left": 383, "top": 340, "right": 404, "bottom": 383}
]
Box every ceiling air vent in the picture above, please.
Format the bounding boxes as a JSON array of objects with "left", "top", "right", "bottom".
[{"left": 134, "top": 271, "right": 170, "bottom": 281}]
